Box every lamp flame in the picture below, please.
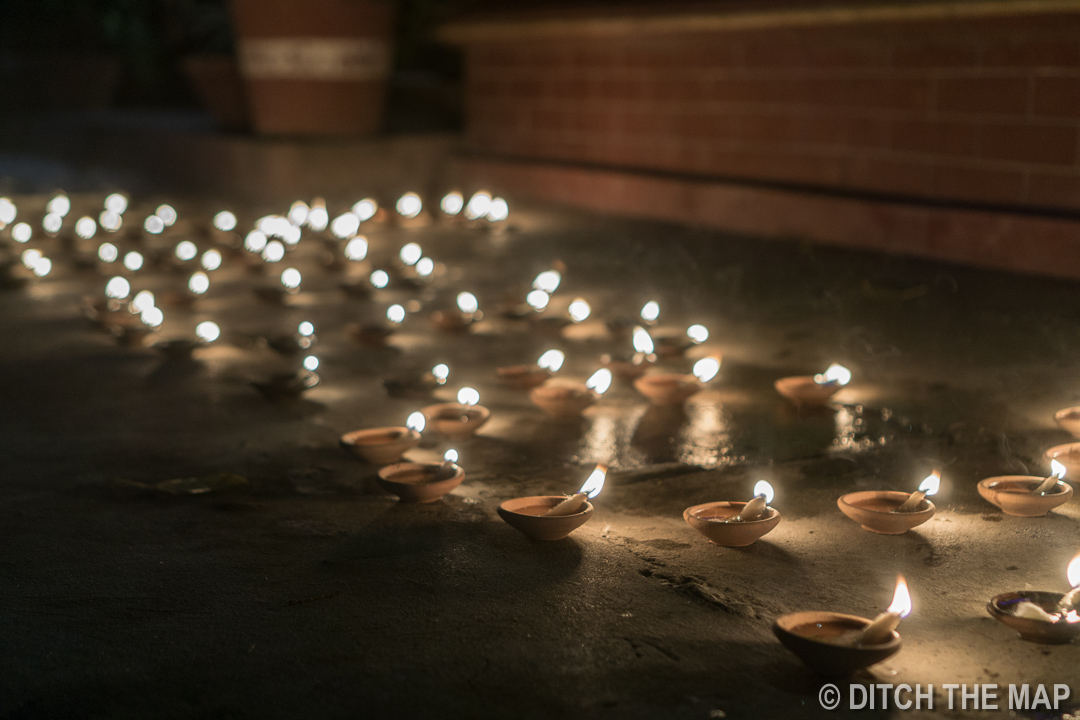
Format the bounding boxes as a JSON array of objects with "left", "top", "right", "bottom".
[
  {"left": 280, "top": 268, "right": 301, "bottom": 290},
  {"left": 406, "top": 412, "right": 426, "bottom": 433},
  {"left": 262, "top": 241, "right": 285, "bottom": 263},
  {"left": 586, "top": 368, "right": 613, "bottom": 395},
  {"left": 1052, "top": 459, "right": 1068, "bottom": 480},
  {"left": 568, "top": 298, "right": 591, "bottom": 323},
  {"left": 432, "top": 364, "right": 450, "bottom": 383},
  {"left": 416, "top": 258, "right": 435, "bottom": 277},
  {"left": 632, "top": 326, "right": 655, "bottom": 354},
  {"left": 370, "top": 270, "right": 389, "bottom": 289},
  {"left": 175, "top": 241, "right": 198, "bottom": 262},
  {"left": 579, "top": 464, "right": 608, "bottom": 498},
  {"left": 399, "top": 243, "right": 422, "bottom": 266},
  {"left": 487, "top": 198, "right": 509, "bottom": 222},
  {"left": 887, "top": 576, "right": 913, "bottom": 618},
  {"left": 105, "top": 276, "right": 130, "bottom": 299},
  {"left": 465, "top": 192, "right": 492, "bottom": 220},
  {"left": 188, "top": 272, "right": 210, "bottom": 295},
  {"left": 456, "top": 292, "right": 479, "bottom": 314},
  {"left": 814, "top": 363, "right": 852, "bottom": 386},
  {"left": 533, "top": 270, "right": 561, "bottom": 293},
  {"left": 244, "top": 231, "right": 267, "bottom": 253},
  {"left": 693, "top": 357, "right": 721, "bottom": 383},
  {"left": 396, "top": 192, "right": 422, "bottom": 218},
  {"left": 98, "top": 243, "right": 118, "bottom": 263},
  {"left": 12, "top": 223, "right": 31, "bottom": 243},
  {"left": 918, "top": 471, "right": 941, "bottom": 496},
  {"left": 352, "top": 198, "right": 378, "bottom": 221},
  {"left": 1068, "top": 555, "right": 1080, "bottom": 589},
  {"left": 75, "top": 216, "right": 96, "bottom": 239},
  {"left": 298, "top": 321, "right": 315, "bottom": 337},
  {"left": 444, "top": 449, "right": 459, "bottom": 463},
  {"left": 526, "top": 289, "right": 549, "bottom": 310},
  {"left": 640, "top": 301, "right": 660, "bottom": 323},
  {"left": 537, "top": 349, "right": 565, "bottom": 372},
  {"left": 387, "top": 304, "right": 406, "bottom": 324},
  {"left": 308, "top": 199, "right": 329, "bottom": 231},
  {"left": 143, "top": 215, "right": 164, "bottom": 234},
  {"left": 195, "top": 321, "right": 220, "bottom": 343},
  {"left": 141, "top": 306, "right": 164, "bottom": 328},
  {"left": 123, "top": 251, "right": 144, "bottom": 272},
  {"left": 213, "top": 211, "right": 237, "bottom": 232},
  {"left": 753, "top": 480, "right": 775, "bottom": 504},
  {"left": 104, "top": 193, "right": 128, "bottom": 214},
  {"left": 331, "top": 212, "right": 360, "bottom": 239},
  {"left": 303, "top": 356, "right": 319, "bottom": 372},
  {"left": 201, "top": 250, "right": 222, "bottom": 271},
  {"left": 345, "top": 237, "right": 368, "bottom": 261},
  {"left": 440, "top": 192, "right": 463, "bottom": 216},
  {"left": 130, "top": 290, "right": 155, "bottom": 314},
  {"left": 156, "top": 205, "right": 177, "bottom": 226},
  {"left": 687, "top": 324, "right": 709, "bottom": 343},
  {"left": 457, "top": 387, "right": 480, "bottom": 406},
  {"left": 288, "top": 201, "right": 310, "bottom": 227}
]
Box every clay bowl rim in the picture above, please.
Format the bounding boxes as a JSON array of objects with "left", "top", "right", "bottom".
[
  {"left": 977, "top": 476, "right": 1073, "bottom": 513},
  {"left": 1044, "top": 442, "right": 1080, "bottom": 465},
  {"left": 421, "top": 402, "right": 492, "bottom": 425},
  {"left": 498, "top": 494, "right": 595, "bottom": 520},
  {"left": 496, "top": 364, "right": 552, "bottom": 386},
  {"left": 987, "top": 591, "right": 1080, "bottom": 644},
  {"left": 683, "top": 501, "right": 781, "bottom": 527},
  {"left": 1054, "top": 407, "right": 1080, "bottom": 433},
  {"left": 340, "top": 426, "right": 420, "bottom": 449},
  {"left": 774, "top": 375, "right": 844, "bottom": 398},
  {"left": 837, "top": 490, "right": 936, "bottom": 521}
]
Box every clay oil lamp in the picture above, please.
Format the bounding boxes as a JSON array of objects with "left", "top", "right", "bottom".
[
  {"left": 498, "top": 464, "right": 606, "bottom": 541},
  {"left": 602, "top": 326, "right": 656, "bottom": 382},
  {"left": 988, "top": 555, "right": 1080, "bottom": 644},
  {"left": 327, "top": 211, "right": 361, "bottom": 262},
  {"left": 775, "top": 363, "right": 852, "bottom": 407},
  {"left": 154, "top": 320, "right": 221, "bottom": 359},
  {"left": 655, "top": 324, "right": 709, "bottom": 359},
  {"left": 422, "top": 387, "right": 490, "bottom": 439},
  {"left": 209, "top": 211, "right": 240, "bottom": 248},
  {"left": 341, "top": 267, "right": 389, "bottom": 299},
  {"left": 431, "top": 292, "right": 481, "bottom": 332},
  {"left": 253, "top": 267, "right": 301, "bottom": 304},
  {"left": 395, "top": 192, "right": 429, "bottom": 228},
  {"left": 307, "top": 198, "right": 330, "bottom": 234},
  {"left": 341, "top": 411, "right": 425, "bottom": 465},
  {"left": 336, "top": 235, "right": 368, "bottom": 276},
  {"left": 463, "top": 191, "right": 493, "bottom": 226},
  {"left": 400, "top": 255, "right": 437, "bottom": 290},
  {"left": 251, "top": 355, "right": 321, "bottom": 401},
  {"left": 499, "top": 270, "right": 558, "bottom": 319},
  {"left": 1045, "top": 443, "right": 1080, "bottom": 476},
  {"left": 86, "top": 275, "right": 143, "bottom": 328},
  {"left": 978, "top": 460, "right": 1073, "bottom": 517},
  {"left": 1055, "top": 407, "right": 1080, "bottom": 438},
  {"left": 113, "top": 303, "right": 164, "bottom": 348},
  {"left": 384, "top": 363, "right": 450, "bottom": 399},
  {"left": 684, "top": 480, "right": 780, "bottom": 547},
  {"left": 265, "top": 321, "right": 317, "bottom": 357},
  {"left": 498, "top": 349, "right": 564, "bottom": 390},
  {"left": 774, "top": 576, "right": 911, "bottom": 676},
  {"left": 634, "top": 356, "right": 721, "bottom": 406},
  {"left": 439, "top": 191, "right": 464, "bottom": 222},
  {"left": 377, "top": 449, "right": 466, "bottom": 504},
  {"left": 530, "top": 368, "right": 612, "bottom": 418},
  {"left": 838, "top": 471, "right": 940, "bottom": 534},
  {"left": 349, "top": 303, "right": 405, "bottom": 346}
]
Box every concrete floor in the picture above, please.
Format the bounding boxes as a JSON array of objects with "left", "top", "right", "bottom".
[{"left": 2, "top": 194, "right": 1080, "bottom": 719}]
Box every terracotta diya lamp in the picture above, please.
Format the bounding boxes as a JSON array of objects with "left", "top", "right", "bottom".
[
  {"left": 978, "top": 461, "right": 1073, "bottom": 517},
  {"left": 421, "top": 388, "right": 490, "bottom": 439},
  {"left": 498, "top": 465, "right": 606, "bottom": 541},
  {"left": 529, "top": 369, "right": 612, "bottom": 418},
  {"left": 254, "top": 267, "right": 302, "bottom": 304},
  {"left": 602, "top": 326, "right": 656, "bottom": 382},
  {"left": 431, "top": 292, "right": 480, "bottom": 332},
  {"left": 383, "top": 363, "right": 450, "bottom": 399},
  {"left": 775, "top": 363, "right": 851, "bottom": 407},
  {"left": 838, "top": 472, "right": 940, "bottom": 534},
  {"left": 376, "top": 456, "right": 465, "bottom": 503},
  {"left": 774, "top": 576, "right": 911, "bottom": 676},
  {"left": 1055, "top": 407, "right": 1080, "bottom": 437},
  {"left": 988, "top": 556, "right": 1080, "bottom": 644},
  {"left": 1044, "top": 442, "right": 1080, "bottom": 476},
  {"left": 341, "top": 412, "right": 425, "bottom": 465},
  {"left": 153, "top": 321, "right": 220, "bottom": 359},
  {"left": 348, "top": 304, "right": 405, "bottom": 346},
  {"left": 654, "top": 325, "right": 708, "bottom": 359},
  {"left": 497, "top": 349, "right": 564, "bottom": 391},
  {"left": 683, "top": 481, "right": 780, "bottom": 547},
  {"left": 634, "top": 357, "right": 720, "bottom": 406},
  {"left": 251, "top": 357, "right": 320, "bottom": 401}
]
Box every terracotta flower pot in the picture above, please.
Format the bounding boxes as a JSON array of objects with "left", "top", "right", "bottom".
[
  {"left": 837, "top": 491, "right": 936, "bottom": 534},
  {"left": 498, "top": 496, "right": 594, "bottom": 541},
  {"left": 231, "top": 0, "right": 396, "bottom": 135},
  {"left": 774, "top": 611, "right": 902, "bottom": 676},
  {"left": 977, "top": 476, "right": 1073, "bottom": 517}
]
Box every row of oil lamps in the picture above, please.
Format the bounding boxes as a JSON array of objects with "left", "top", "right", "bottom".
[{"left": 4, "top": 190, "right": 1080, "bottom": 677}]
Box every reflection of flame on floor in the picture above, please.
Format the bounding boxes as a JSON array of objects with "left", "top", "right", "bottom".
[
  {"left": 575, "top": 405, "right": 649, "bottom": 467},
  {"left": 678, "top": 403, "right": 732, "bottom": 469}
]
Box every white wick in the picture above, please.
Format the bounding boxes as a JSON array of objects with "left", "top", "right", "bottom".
[
  {"left": 1033, "top": 460, "right": 1067, "bottom": 495},
  {"left": 897, "top": 471, "right": 940, "bottom": 513}
]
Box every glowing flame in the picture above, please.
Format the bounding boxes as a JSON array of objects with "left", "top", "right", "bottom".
[
  {"left": 432, "top": 364, "right": 450, "bottom": 382},
  {"left": 444, "top": 449, "right": 459, "bottom": 463},
  {"left": 568, "top": 298, "right": 591, "bottom": 323},
  {"left": 400, "top": 243, "right": 422, "bottom": 266},
  {"left": 693, "top": 357, "right": 721, "bottom": 383},
  {"left": 288, "top": 200, "right": 310, "bottom": 227},
  {"left": 280, "top": 268, "right": 301, "bottom": 290},
  {"left": 919, "top": 471, "right": 941, "bottom": 496},
  {"left": 244, "top": 230, "right": 268, "bottom": 253},
  {"left": 586, "top": 368, "right": 613, "bottom": 395},
  {"left": 75, "top": 217, "right": 96, "bottom": 239},
  {"left": 298, "top": 321, "right": 315, "bottom": 337},
  {"left": 141, "top": 306, "right": 164, "bottom": 328},
  {"left": 98, "top": 243, "right": 118, "bottom": 263},
  {"left": 687, "top": 324, "right": 709, "bottom": 343},
  {"left": 213, "top": 211, "right": 237, "bottom": 232},
  {"left": 814, "top": 363, "right": 852, "bottom": 386},
  {"left": 262, "top": 241, "right": 285, "bottom": 263},
  {"left": 633, "top": 326, "right": 655, "bottom": 354},
  {"left": 47, "top": 194, "right": 70, "bottom": 217},
  {"left": 753, "top": 480, "right": 775, "bottom": 504},
  {"left": 345, "top": 237, "right": 368, "bottom": 261},
  {"left": 457, "top": 292, "right": 479, "bottom": 314},
  {"left": 331, "top": 212, "right": 360, "bottom": 239},
  {"left": 156, "top": 205, "right": 177, "bottom": 226},
  {"left": 406, "top": 412, "right": 426, "bottom": 433},
  {"left": 1068, "top": 555, "right": 1080, "bottom": 589},
  {"left": 457, "top": 387, "right": 480, "bottom": 406},
  {"left": 195, "top": 321, "right": 220, "bottom": 343},
  {"left": 533, "top": 270, "right": 561, "bottom": 293},
  {"left": 887, "top": 576, "right": 913, "bottom": 618},
  {"left": 143, "top": 215, "right": 164, "bottom": 234},
  {"left": 370, "top": 270, "right": 390, "bottom": 289},
  {"left": 308, "top": 200, "right": 329, "bottom": 231},
  {"left": 640, "top": 301, "right": 660, "bottom": 323},
  {"left": 303, "top": 356, "right": 319, "bottom": 372},
  {"left": 11, "top": 223, "right": 31, "bottom": 243},
  {"left": 30, "top": 257, "right": 51, "bottom": 277},
  {"left": 579, "top": 464, "right": 608, "bottom": 498},
  {"left": 21, "top": 249, "right": 42, "bottom": 269},
  {"left": 441, "top": 192, "right": 463, "bottom": 215},
  {"left": 396, "top": 192, "right": 423, "bottom": 218},
  {"left": 175, "top": 241, "right": 197, "bottom": 262},
  {"left": 0, "top": 198, "right": 16, "bottom": 224},
  {"left": 104, "top": 193, "right": 128, "bottom": 214},
  {"left": 201, "top": 249, "right": 222, "bottom": 271},
  {"left": 1052, "top": 459, "right": 1068, "bottom": 480},
  {"left": 42, "top": 213, "right": 62, "bottom": 234},
  {"left": 487, "top": 197, "right": 509, "bottom": 222},
  {"left": 416, "top": 257, "right": 435, "bottom": 277},
  {"left": 537, "top": 349, "right": 565, "bottom": 372},
  {"left": 387, "top": 304, "right": 406, "bottom": 323},
  {"left": 465, "top": 192, "right": 492, "bottom": 220},
  {"left": 258, "top": 215, "right": 290, "bottom": 237},
  {"left": 353, "top": 198, "right": 378, "bottom": 221},
  {"left": 122, "top": 252, "right": 143, "bottom": 272},
  {"left": 105, "top": 276, "right": 130, "bottom": 299},
  {"left": 99, "top": 211, "right": 122, "bottom": 232},
  {"left": 130, "top": 291, "right": 155, "bottom": 314},
  {"left": 188, "top": 272, "right": 210, "bottom": 295},
  {"left": 526, "top": 289, "right": 549, "bottom": 310}
]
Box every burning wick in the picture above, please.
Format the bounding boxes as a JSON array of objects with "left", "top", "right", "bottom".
[
  {"left": 858, "top": 576, "right": 912, "bottom": 645},
  {"left": 640, "top": 301, "right": 660, "bottom": 324},
  {"left": 586, "top": 368, "right": 613, "bottom": 396},
  {"left": 387, "top": 304, "right": 406, "bottom": 324},
  {"left": 1033, "top": 460, "right": 1068, "bottom": 496},
  {"left": 568, "top": 298, "right": 591, "bottom": 323},
  {"left": 457, "top": 292, "right": 479, "bottom": 315},
  {"left": 396, "top": 193, "right": 422, "bottom": 219},
  {"left": 533, "top": 270, "right": 561, "bottom": 294},
  {"left": 195, "top": 321, "right": 220, "bottom": 343},
  {"left": 1057, "top": 555, "right": 1080, "bottom": 614},
  {"left": 438, "top": 448, "right": 460, "bottom": 478},
  {"left": 406, "top": 412, "right": 426, "bottom": 434},
  {"left": 814, "top": 363, "right": 852, "bottom": 386},
  {"left": 687, "top": 324, "right": 709, "bottom": 344},
  {"left": 440, "top": 192, "right": 463, "bottom": 216},
  {"left": 537, "top": 349, "right": 565, "bottom": 372},
  {"left": 897, "top": 471, "right": 941, "bottom": 512},
  {"left": 432, "top": 364, "right": 450, "bottom": 385},
  {"left": 734, "top": 481, "right": 775, "bottom": 522},
  {"left": 545, "top": 464, "right": 608, "bottom": 516}
]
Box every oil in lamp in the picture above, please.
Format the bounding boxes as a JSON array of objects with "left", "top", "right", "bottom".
[
  {"left": 989, "top": 555, "right": 1080, "bottom": 644},
  {"left": 838, "top": 471, "right": 940, "bottom": 534},
  {"left": 421, "top": 387, "right": 490, "bottom": 439},
  {"left": 684, "top": 481, "right": 780, "bottom": 546},
  {"left": 341, "top": 411, "right": 425, "bottom": 465},
  {"left": 530, "top": 368, "right": 612, "bottom": 418},
  {"left": 775, "top": 363, "right": 851, "bottom": 406},
  {"left": 498, "top": 464, "right": 606, "bottom": 541},
  {"left": 634, "top": 357, "right": 720, "bottom": 406},
  {"left": 497, "top": 349, "right": 565, "bottom": 390},
  {"left": 978, "top": 460, "right": 1072, "bottom": 516}
]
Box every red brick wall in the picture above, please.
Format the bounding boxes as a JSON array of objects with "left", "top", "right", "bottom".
[{"left": 462, "top": 10, "right": 1080, "bottom": 213}]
